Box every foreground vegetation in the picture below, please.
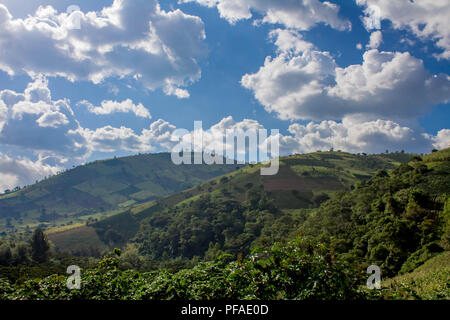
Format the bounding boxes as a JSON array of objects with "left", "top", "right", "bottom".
[
  {"left": 0, "top": 149, "right": 448, "bottom": 300},
  {"left": 0, "top": 240, "right": 369, "bottom": 300}
]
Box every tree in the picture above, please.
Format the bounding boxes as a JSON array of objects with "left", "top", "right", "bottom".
[
  {"left": 0, "top": 244, "right": 12, "bottom": 266},
  {"left": 30, "top": 229, "right": 50, "bottom": 263},
  {"left": 311, "top": 192, "right": 330, "bottom": 207}
]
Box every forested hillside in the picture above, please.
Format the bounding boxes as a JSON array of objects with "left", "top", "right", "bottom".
[
  {"left": 1, "top": 149, "right": 448, "bottom": 300},
  {"left": 299, "top": 149, "right": 450, "bottom": 276},
  {"left": 46, "top": 151, "right": 409, "bottom": 255},
  {"left": 121, "top": 149, "right": 448, "bottom": 274}
]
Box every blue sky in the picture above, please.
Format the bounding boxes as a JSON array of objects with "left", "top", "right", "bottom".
[{"left": 0, "top": 0, "right": 449, "bottom": 190}]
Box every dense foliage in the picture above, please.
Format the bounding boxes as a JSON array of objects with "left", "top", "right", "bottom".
[
  {"left": 134, "top": 187, "right": 307, "bottom": 266},
  {"left": 300, "top": 154, "right": 450, "bottom": 277},
  {"left": 0, "top": 239, "right": 368, "bottom": 300}
]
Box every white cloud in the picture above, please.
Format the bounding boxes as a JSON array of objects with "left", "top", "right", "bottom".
[
  {"left": 0, "top": 99, "right": 7, "bottom": 132},
  {"left": 78, "top": 99, "right": 152, "bottom": 119},
  {"left": 359, "top": 1, "right": 382, "bottom": 31},
  {"left": 36, "top": 111, "right": 70, "bottom": 128},
  {"left": 141, "top": 119, "right": 177, "bottom": 150},
  {"left": 427, "top": 129, "right": 450, "bottom": 150},
  {"left": 241, "top": 29, "right": 450, "bottom": 122},
  {"left": 367, "top": 30, "right": 383, "bottom": 49},
  {"left": 0, "top": 0, "right": 207, "bottom": 97},
  {"left": 197, "top": 116, "right": 265, "bottom": 160},
  {"left": 98, "top": 115, "right": 444, "bottom": 158},
  {"left": 81, "top": 126, "right": 150, "bottom": 153},
  {"left": 79, "top": 119, "right": 179, "bottom": 154},
  {"left": 357, "top": 0, "right": 450, "bottom": 60},
  {"left": 181, "top": 0, "right": 351, "bottom": 31},
  {"left": 284, "top": 117, "right": 433, "bottom": 154},
  {"left": 0, "top": 77, "right": 88, "bottom": 158},
  {"left": 0, "top": 153, "right": 61, "bottom": 191},
  {"left": 163, "top": 85, "right": 191, "bottom": 99}
]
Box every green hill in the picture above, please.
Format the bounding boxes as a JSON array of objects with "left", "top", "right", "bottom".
[
  {"left": 297, "top": 148, "right": 450, "bottom": 278},
  {"left": 125, "top": 148, "right": 447, "bottom": 297},
  {"left": 1, "top": 150, "right": 448, "bottom": 300},
  {"left": 47, "top": 151, "right": 410, "bottom": 258},
  {"left": 0, "top": 153, "right": 242, "bottom": 236},
  {"left": 136, "top": 150, "right": 412, "bottom": 211}
]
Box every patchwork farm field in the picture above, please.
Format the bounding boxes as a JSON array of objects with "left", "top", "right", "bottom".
[
  {"left": 0, "top": 153, "right": 240, "bottom": 235},
  {"left": 47, "top": 225, "right": 107, "bottom": 254}
]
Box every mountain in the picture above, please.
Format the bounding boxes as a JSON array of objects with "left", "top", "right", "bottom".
[
  {"left": 0, "top": 153, "right": 242, "bottom": 235},
  {"left": 44, "top": 150, "right": 413, "bottom": 256}
]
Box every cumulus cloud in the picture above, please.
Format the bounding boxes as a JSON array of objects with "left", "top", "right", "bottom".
[
  {"left": 181, "top": 0, "right": 351, "bottom": 30},
  {"left": 241, "top": 29, "right": 450, "bottom": 122},
  {"left": 194, "top": 116, "right": 266, "bottom": 161},
  {"left": 357, "top": 0, "right": 450, "bottom": 60},
  {"left": 0, "top": 0, "right": 207, "bottom": 97},
  {"left": 78, "top": 118, "right": 180, "bottom": 155},
  {"left": 284, "top": 117, "right": 433, "bottom": 154},
  {"left": 78, "top": 99, "right": 152, "bottom": 119},
  {"left": 367, "top": 30, "right": 383, "bottom": 49},
  {"left": 0, "top": 76, "right": 88, "bottom": 159},
  {"left": 141, "top": 119, "right": 177, "bottom": 150},
  {"left": 0, "top": 153, "right": 61, "bottom": 191},
  {"left": 80, "top": 126, "right": 149, "bottom": 153},
  {"left": 35, "top": 110, "right": 70, "bottom": 128},
  {"left": 427, "top": 129, "right": 450, "bottom": 150},
  {"left": 126, "top": 115, "right": 446, "bottom": 158}
]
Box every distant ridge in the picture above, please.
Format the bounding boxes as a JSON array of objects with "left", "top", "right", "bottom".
[{"left": 0, "top": 152, "right": 242, "bottom": 235}]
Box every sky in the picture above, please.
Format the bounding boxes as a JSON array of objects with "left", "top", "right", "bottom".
[{"left": 0, "top": 0, "right": 449, "bottom": 190}]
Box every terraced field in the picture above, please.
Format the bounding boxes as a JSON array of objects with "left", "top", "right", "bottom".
[{"left": 0, "top": 153, "right": 242, "bottom": 235}]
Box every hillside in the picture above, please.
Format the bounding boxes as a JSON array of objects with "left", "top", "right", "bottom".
[
  {"left": 137, "top": 150, "right": 412, "bottom": 211},
  {"left": 0, "top": 153, "right": 241, "bottom": 236},
  {"left": 382, "top": 251, "right": 450, "bottom": 299},
  {"left": 46, "top": 151, "right": 412, "bottom": 256},
  {"left": 1, "top": 149, "right": 447, "bottom": 300},
  {"left": 299, "top": 148, "right": 450, "bottom": 277},
  {"left": 123, "top": 148, "right": 448, "bottom": 292}
]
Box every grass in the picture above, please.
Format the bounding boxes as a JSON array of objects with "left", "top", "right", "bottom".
[
  {"left": 47, "top": 226, "right": 107, "bottom": 253},
  {"left": 130, "top": 190, "right": 158, "bottom": 201},
  {"left": 382, "top": 251, "right": 450, "bottom": 300},
  {"left": 118, "top": 200, "right": 137, "bottom": 208},
  {"left": 130, "top": 201, "right": 157, "bottom": 215},
  {"left": 423, "top": 148, "right": 450, "bottom": 162},
  {"left": 46, "top": 223, "right": 85, "bottom": 235}
]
